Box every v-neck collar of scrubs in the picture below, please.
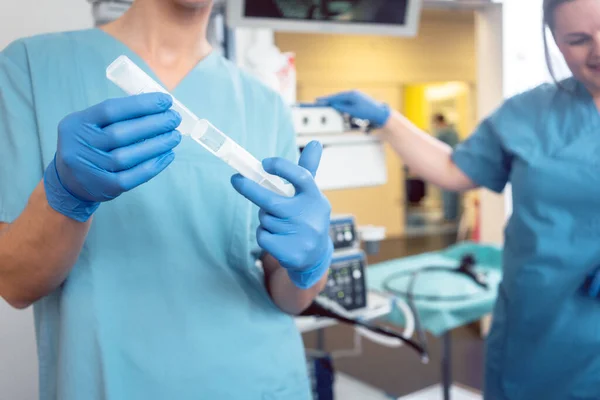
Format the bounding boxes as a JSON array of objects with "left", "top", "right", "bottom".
[{"left": 90, "top": 27, "right": 220, "bottom": 95}]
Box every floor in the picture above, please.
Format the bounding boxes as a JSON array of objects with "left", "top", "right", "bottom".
[
  {"left": 397, "top": 385, "right": 481, "bottom": 400},
  {"left": 333, "top": 372, "right": 390, "bottom": 399},
  {"left": 302, "top": 233, "right": 486, "bottom": 398},
  {"left": 334, "top": 373, "right": 481, "bottom": 400}
]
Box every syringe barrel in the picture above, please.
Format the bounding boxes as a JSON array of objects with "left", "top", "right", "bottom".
[
  {"left": 106, "top": 55, "right": 295, "bottom": 197},
  {"left": 192, "top": 120, "right": 295, "bottom": 197},
  {"left": 106, "top": 55, "right": 198, "bottom": 135}
]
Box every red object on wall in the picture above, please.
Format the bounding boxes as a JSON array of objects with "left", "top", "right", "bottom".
[{"left": 472, "top": 199, "right": 481, "bottom": 242}]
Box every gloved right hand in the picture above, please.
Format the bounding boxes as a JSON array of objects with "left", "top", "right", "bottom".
[
  {"left": 316, "top": 90, "right": 391, "bottom": 128},
  {"left": 44, "top": 93, "right": 182, "bottom": 222}
]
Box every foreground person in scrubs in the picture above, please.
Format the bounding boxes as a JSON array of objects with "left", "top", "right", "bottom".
[
  {"left": 0, "top": 1, "right": 333, "bottom": 399},
  {"left": 319, "top": 0, "right": 600, "bottom": 398}
]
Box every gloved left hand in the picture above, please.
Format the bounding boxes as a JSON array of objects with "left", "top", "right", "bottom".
[{"left": 231, "top": 141, "right": 333, "bottom": 290}]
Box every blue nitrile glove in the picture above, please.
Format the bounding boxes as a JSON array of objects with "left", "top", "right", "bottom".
[
  {"left": 44, "top": 93, "right": 182, "bottom": 222},
  {"left": 316, "top": 90, "right": 391, "bottom": 128},
  {"left": 231, "top": 141, "right": 333, "bottom": 290}
]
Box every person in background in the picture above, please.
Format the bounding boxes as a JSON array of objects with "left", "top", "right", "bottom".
[
  {"left": 318, "top": 0, "right": 600, "bottom": 398},
  {"left": 432, "top": 113, "right": 460, "bottom": 150},
  {"left": 431, "top": 113, "right": 460, "bottom": 222},
  {"left": 0, "top": 0, "right": 332, "bottom": 399}
]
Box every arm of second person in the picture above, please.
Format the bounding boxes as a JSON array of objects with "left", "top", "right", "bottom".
[
  {"left": 317, "top": 91, "right": 475, "bottom": 192},
  {"left": 379, "top": 110, "right": 475, "bottom": 192},
  {"left": 262, "top": 252, "right": 328, "bottom": 315},
  {"left": 0, "top": 183, "right": 90, "bottom": 309}
]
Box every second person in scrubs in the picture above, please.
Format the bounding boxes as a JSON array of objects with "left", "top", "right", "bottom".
[{"left": 319, "top": 0, "right": 600, "bottom": 398}]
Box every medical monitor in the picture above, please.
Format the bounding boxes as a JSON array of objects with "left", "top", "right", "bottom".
[{"left": 227, "top": 0, "right": 424, "bottom": 37}]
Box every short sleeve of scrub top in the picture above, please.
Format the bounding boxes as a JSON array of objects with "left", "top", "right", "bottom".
[
  {"left": 451, "top": 86, "right": 555, "bottom": 194},
  {"left": 0, "top": 40, "right": 43, "bottom": 223},
  {"left": 451, "top": 105, "right": 513, "bottom": 193}
]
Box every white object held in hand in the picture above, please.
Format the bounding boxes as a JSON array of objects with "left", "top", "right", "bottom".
[{"left": 106, "top": 55, "right": 295, "bottom": 197}]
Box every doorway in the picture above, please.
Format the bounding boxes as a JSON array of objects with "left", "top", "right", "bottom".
[{"left": 402, "top": 81, "right": 475, "bottom": 236}]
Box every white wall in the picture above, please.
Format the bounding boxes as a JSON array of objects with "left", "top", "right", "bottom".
[
  {"left": 0, "top": 2, "right": 93, "bottom": 399},
  {"left": 503, "top": 0, "right": 570, "bottom": 98},
  {"left": 474, "top": 5, "right": 506, "bottom": 245},
  {"left": 0, "top": 0, "right": 93, "bottom": 49}
]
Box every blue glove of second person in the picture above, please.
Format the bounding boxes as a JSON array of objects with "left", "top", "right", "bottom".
[
  {"left": 316, "top": 90, "right": 391, "bottom": 128},
  {"left": 231, "top": 141, "right": 333, "bottom": 290},
  {"left": 44, "top": 93, "right": 182, "bottom": 222}
]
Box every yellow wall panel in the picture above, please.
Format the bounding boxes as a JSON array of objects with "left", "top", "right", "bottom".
[{"left": 403, "top": 84, "right": 429, "bottom": 132}]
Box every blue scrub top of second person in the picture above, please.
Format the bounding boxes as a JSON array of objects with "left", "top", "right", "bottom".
[
  {"left": 452, "top": 77, "right": 600, "bottom": 400},
  {"left": 0, "top": 29, "right": 311, "bottom": 400}
]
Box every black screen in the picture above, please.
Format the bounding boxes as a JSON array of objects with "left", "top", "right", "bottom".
[{"left": 244, "top": 0, "right": 408, "bottom": 25}]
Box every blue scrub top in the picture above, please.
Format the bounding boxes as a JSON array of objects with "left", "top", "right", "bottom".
[
  {"left": 453, "top": 78, "right": 600, "bottom": 399},
  {"left": 0, "top": 30, "right": 310, "bottom": 400}
]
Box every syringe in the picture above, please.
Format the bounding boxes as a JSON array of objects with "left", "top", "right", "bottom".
[{"left": 105, "top": 55, "right": 295, "bottom": 197}]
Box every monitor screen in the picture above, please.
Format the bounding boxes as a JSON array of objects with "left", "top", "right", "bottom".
[
  {"left": 244, "top": 0, "right": 408, "bottom": 25},
  {"left": 228, "top": 0, "right": 423, "bottom": 37}
]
